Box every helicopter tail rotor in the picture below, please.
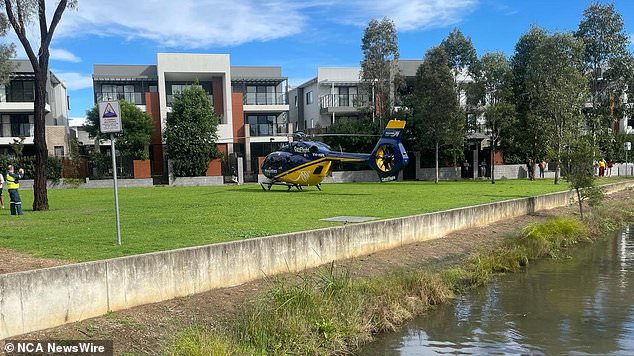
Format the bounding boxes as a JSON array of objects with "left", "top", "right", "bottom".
[{"left": 368, "top": 120, "right": 409, "bottom": 181}]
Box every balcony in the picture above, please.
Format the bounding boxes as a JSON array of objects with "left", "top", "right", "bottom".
[
  {"left": 97, "top": 92, "right": 144, "bottom": 105},
  {"left": 1, "top": 123, "right": 32, "bottom": 137},
  {"left": 244, "top": 92, "right": 287, "bottom": 105},
  {"left": 319, "top": 94, "right": 370, "bottom": 114},
  {"left": 166, "top": 94, "right": 213, "bottom": 107},
  {"left": 249, "top": 123, "right": 289, "bottom": 138}
]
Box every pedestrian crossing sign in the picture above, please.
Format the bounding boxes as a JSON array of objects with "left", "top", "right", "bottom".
[{"left": 99, "top": 101, "right": 122, "bottom": 133}]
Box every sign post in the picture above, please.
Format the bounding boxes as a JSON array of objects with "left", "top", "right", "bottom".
[
  {"left": 99, "top": 101, "right": 123, "bottom": 245},
  {"left": 625, "top": 142, "right": 631, "bottom": 177}
]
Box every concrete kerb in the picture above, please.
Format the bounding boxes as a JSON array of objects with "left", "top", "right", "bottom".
[{"left": 1, "top": 181, "right": 633, "bottom": 339}]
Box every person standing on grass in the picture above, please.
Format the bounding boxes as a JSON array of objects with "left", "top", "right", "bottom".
[
  {"left": 0, "top": 169, "right": 4, "bottom": 209},
  {"left": 599, "top": 159, "right": 606, "bottom": 177},
  {"left": 538, "top": 160, "right": 545, "bottom": 178},
  {"left": 607, "top": 159, "right": 614, "bottom": 177},
  {"left": 6, "top": 165, "right": 24, "bottom": 215}
]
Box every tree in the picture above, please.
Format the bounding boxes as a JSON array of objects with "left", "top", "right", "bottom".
[
  {"left": 360, "top": 17, "right": 399, "bottom": 124},
  {"left": 564, "top": 138, "right": 604, "bottom": 219},
  {"left": 472, "top": 52, "right": 515, "bottom": 184},
  {"left": 511, "top": 26, "right": 549, "bottom": 179},
  {"left": 529, "top": 32, "right": 588, "bottom": 184},
  {"left": 576, "top": 2, "right": 632, "bottom": 144},
  {"left": 411, "top": 46, "right": 464, "bottom": 183},
  {"left": 84, "top": 100, "right": 153, "bottom": 159},
  {"left": 511, "top": 27, "right": 588, "bottom": 184},
  {"left": 323, "top": 116, "right": 381, "bottom": 154},
  {"left": 440, "top": 28, "right": 478, "bottom": 103},
  {"left": 0, "top": 13, "right": 14, "bottom": 82},
  {"left": 164, "top": 85, "right": 220, "bottom": 177},
  {"left": 2, "top": 0, "right": 77, "bottom": 211}
]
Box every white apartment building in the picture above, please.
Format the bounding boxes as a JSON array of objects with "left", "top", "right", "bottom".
[
  {"left": 92, "top": 53, "right": 291, "bottom": 179},
  {"left": 289, "top": 60, "right": 423, "bottom": 131},
  {"left": 0, "top": 60, "right": 69, "bottom": 157}
]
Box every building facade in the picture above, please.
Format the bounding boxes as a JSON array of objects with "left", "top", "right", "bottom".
[
  {"left": 0, "top": 60, "right": 69, "bottom": 157},
  {"left": 92, "top": 53, "right": 290, "bottom": 180},
  {"left": 289, "top": 61, "right": 423, "bottom": 132}
]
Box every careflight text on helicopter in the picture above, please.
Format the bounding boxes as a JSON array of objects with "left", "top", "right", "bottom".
[{"left": 259, "top": 119, "right": 408, "bottom": 191}]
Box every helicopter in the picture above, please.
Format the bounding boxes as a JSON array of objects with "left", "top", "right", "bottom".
[{"left": 259, "top": 119, "right": 408, "bottom": 191}]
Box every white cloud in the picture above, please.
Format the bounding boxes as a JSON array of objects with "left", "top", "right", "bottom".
[
  {"left": 48, "top": 0, "right": 477, "bottom": 48},
  {"left": 55, "top": 0, "right": 307, "bottom": 48},
  {"left": 55, "top": 72, "right": 92, "bottom": 91},
  {"left": 50, "top": 48, "right": 81, "bottom": 63},
  {"left": 332, "top": 0, "right": 478, "bottom": 31}
]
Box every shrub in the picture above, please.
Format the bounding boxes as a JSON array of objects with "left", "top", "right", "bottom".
[{"left": 0, "top": 154, "right": 62, "bottom": 181}]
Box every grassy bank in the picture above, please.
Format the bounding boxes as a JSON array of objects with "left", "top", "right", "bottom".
[
  {"left": 0, "top": 179, "right": 598, "bottom": 261},
  {"left": 167, "top": 196, "right": 634, "bottom": 355}
]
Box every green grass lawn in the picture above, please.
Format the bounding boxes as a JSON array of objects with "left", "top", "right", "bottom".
[{"left": 0, "top": 178, "right": 624, "bottom": 262}]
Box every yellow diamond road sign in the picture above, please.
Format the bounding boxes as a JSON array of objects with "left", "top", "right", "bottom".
[{"left": 99, "top": 101, "right": 122, "bottom": 133}]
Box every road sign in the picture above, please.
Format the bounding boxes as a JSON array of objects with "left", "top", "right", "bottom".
[
  {"left": 625, "top": 142, "right": 631, "bottom": 151},
  {"left": 99, "top": 101, "right": 122, "bottom": 133},
  {"left": 98, "top": 100, "right": 123, "bottom": 245}
]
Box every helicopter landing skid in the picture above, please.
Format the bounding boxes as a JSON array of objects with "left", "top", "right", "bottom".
[{"left": 260, "top": 180, "right": 320, "bottom": 191}]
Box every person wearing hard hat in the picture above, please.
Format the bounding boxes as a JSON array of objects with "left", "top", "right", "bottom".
[{"left": 6, "top": 165, "right": 24, "bottom": 215}]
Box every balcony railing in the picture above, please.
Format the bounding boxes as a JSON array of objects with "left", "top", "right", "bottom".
[
  {"left": 249, "top": 123, "right": 289, "bottom": 137},
  {"left": 1, "top": 123, "right": 32, "bottom": 137},
  {"left": 244, "top": 92, "right": 287, "bottom": 105},
  {"left": 319, "top": 94, "right": 369, "bottom": 109},
  {"left": 97, "top": 92, "right": 144, "bottom": 105},
  {"left": 167, "top": 94, "right": 213, "bottom": 106}
]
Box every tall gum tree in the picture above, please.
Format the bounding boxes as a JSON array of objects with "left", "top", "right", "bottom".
[
  {"left": 576, "top": 2, "right": 632, "bottom": 144},
  {"left": 2, "top": 0, "right": 76, "bottom": 210},
  {"left": 471, "top": 52, "right": 515, "bottom": 184},
  {"left": 360, "top": 17, "right": 399, "bottom": 125},
  {"left": 512, "top": 27, "right": 588, "bottom": 184},
  {"left": 411, "top": 46, "right": 464, "bottom": 184}
]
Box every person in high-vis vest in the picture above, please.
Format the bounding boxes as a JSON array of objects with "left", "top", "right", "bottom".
[{"left": 6, "top": 165, "right": 24, "bottom": 216}]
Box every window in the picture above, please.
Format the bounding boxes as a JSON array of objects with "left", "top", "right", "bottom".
[
  {"left": 100, "top": 84, "right": 142, "bottom": 104},
  {"left": 54, "top": 146, "right": 64, "bottom": 157},
  {"left": 246, "top": 114, "right": 287, "bottom": 136},
  {"left": 294, "top": 95, "right": 298, "bottom": 108},
  {"left": 246, "top": 85, "right": 281, "bottom": 105},
  {"left": 10, "top": 114, "right": 30, "bottom": 137},
  {"left": 306, "top": 91, "right": 313, "bottom": 105},
  {"left": 149, "top": 85, "right": 158, "bottom": 93},
  {"left": 8, "top": 80, "right": 35, "bottom": 102}
]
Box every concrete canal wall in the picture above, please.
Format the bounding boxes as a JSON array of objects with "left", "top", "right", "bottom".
[{"left": 1, "top": 181, "right": 633, "bottom": 339}]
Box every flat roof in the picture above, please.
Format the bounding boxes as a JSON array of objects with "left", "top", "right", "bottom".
[
  {"left": 10, "top": 59, "right": 63, "bottom": 85},
  {"left": 93, "top": 64, "right": 158, "bottom": 81}
]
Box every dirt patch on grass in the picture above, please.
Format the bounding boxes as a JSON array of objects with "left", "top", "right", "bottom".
[
  {"left": 0, "top": 249, "right": 68, "bottom": 274},
  {"left": 10, "top": 190, "right": 634, "bottom": 355}
]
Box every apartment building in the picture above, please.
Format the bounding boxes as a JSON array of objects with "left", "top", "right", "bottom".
[
  {"left": 289, "top": 60, "right": 422, "bottom": 131},
  {"left": 0, "top": 60, "right": 69, "bottom": 157},
  {"left": 92, "top": 53, "right": 291, "bottom": 179}
]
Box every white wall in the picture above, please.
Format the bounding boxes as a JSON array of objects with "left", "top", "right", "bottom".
[
  {"left": 156, "top": 53, "right": 234, "bottom": 145},
  {"left": 302, "top": 81, "right": 321, "bottom": 129},
  {"left": 317, "top": 67, "right": 360, "bottom": 83}
]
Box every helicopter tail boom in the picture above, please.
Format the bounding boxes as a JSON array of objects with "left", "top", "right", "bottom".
[{"left": 368, "top": 120, "right": 409, "bottom": 181}]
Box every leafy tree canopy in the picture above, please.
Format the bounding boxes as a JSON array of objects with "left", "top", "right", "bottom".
[
  {"left": 164, "top": 84, "right": 220, "bottom": 177},
  {"left": 85, "top": 100, "right": 153, "bottom": 160}
]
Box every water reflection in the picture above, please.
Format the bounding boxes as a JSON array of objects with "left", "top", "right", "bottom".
[{"left": 363, "top": 227, "right": 634, "bottom": 355}]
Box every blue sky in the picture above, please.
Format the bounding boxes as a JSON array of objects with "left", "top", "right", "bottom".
[{"left": 6, "top": 0, "right": 634, "bottom": 121}]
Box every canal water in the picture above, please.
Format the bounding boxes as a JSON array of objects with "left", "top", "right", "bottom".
[{"left": 362, "top": 226, "right": 634, "bottom": 355}]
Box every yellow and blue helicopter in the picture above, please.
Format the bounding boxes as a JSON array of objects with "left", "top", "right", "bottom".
[{"left": 260, "top": 119, "right": 408, "bottom": 191}]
